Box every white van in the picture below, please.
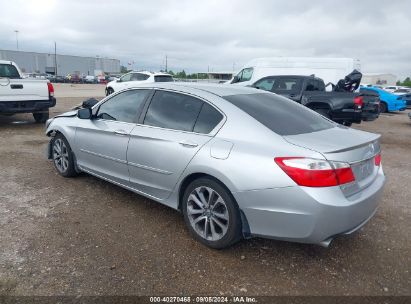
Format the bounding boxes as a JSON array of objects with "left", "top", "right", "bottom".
[{"left": 229, "top": 57, "right": 361, "bottom": 88}]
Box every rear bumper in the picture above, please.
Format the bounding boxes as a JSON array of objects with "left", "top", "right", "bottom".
[
  {"left": 0, "top": 97, "right": 56, "bottom": 114},
  {"left": 332, "top": 108, "right": 362, "bottom": 124},
  {"left": 233, "top": 168, "right": 385, "bottom": 245}
]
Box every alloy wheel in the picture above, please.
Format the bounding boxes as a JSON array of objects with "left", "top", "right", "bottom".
[
  {"left": 186, "top": 186, "right": 229, "bottom": 241},
  {"left": 53, "top": 138, "right": 69, "bottom": 173}
]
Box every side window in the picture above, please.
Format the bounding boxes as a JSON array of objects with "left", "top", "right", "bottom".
[
  {"left": 96, "top": 89, "right": 149, "bottom": 123},
  {"left": 317, "top": 80, "right": 325, "bottom": 91},
  {"left": 131, "top": 73, "right": 150, "bottom": 81},
  {"left": 239, "top": 68, "right": 253, "bottom": 82},
  {"left": 144, "top": 90, "right": 203, "bottom": 132},
  {"left": 305, "top": 79, "right": 316, "bottom": 91},
  {"left": 120, "top": 73, "right": 132, "bottom": 82},
  {"left": 254, "top": 78, "right": 274, "bottom": 91},
  {"left": 194, "top": 103, "right": 223, "bottom": 134}
]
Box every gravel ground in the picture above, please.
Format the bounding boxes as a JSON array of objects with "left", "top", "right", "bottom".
[{"left": 0, "top": 93, "right": 410, "bottom": 296}]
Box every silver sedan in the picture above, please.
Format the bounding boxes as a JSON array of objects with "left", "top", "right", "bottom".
[{"left": 46, "top": 83, "right": 385, "bottom": 249}]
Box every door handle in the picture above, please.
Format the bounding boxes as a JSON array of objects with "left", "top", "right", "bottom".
[
  {"left": 114, "top": 130, "right": 128, "bottom": 136},
  {"left": 179, "top": 140, "right": 198, "bottom": 148}
]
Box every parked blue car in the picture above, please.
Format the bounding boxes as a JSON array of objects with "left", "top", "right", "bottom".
[{"left": 360, "top": 86, "right": 406, "bottom": 113}]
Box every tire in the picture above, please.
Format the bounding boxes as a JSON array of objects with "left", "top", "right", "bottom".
[
  {"left": 313, "top": 108, "right": 331, "bottom": 119},
  {"left": 106, "top": 87, "right": 114, "bottom": 96},
  {"left": 33, "top": 111, "right": 49, "bottom": 123},
  {"left": 380, "top": 102, "right": 388, "bottom": 113},
  {"left": 50, "top": 133, "right": 78, "bottom": 177},
  {"left": 182, "top": 178, "right": 242, "bottom": 249}
]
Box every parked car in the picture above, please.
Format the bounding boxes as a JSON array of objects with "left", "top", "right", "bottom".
[
  {"left": 393, "top": 88, "right": 411, "bottom": 95},
  {"left": 360, "top": 86, "right": 406, "bottom": 112},
  {"left": 251, "top": 74, "right": 380, "bottom": 125},
  {"left": 228, "top": 57, "right": 361, "bottom": 87},
  {"left": 0, "top": 60, "right": 56, "bottom": 122},
  {"left": 105, "top": 71, "right": 174, "bottom": 95},
  {"left": 45, "top": 83, "right": 385, "bottom": 249},
  {"left": 65, "top": 73, "right": 81, "bottom": 83},
  {"left": 397, "top": 93, "right": 411, "bottom": 108},
  {"left": 83, "top": 75, "right": 97, "bottom": 83}
]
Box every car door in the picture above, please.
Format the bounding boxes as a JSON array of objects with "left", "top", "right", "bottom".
[
  {"left": 74, "top": 89, "right": 151, "bottom": 185},
  {"left": 127, "top": 89, "right": 224, "bottom": 200}
]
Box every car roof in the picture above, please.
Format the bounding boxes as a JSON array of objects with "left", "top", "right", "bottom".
[
  {"left": 131, "top": 82, "right": 262, "bottom": 97},
  {"left": 130, "top": 71, "right": 172, "bottom": 76}
]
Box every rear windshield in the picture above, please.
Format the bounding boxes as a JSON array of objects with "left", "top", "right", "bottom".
[
  {"left": 0, "top": 64, "right": 20, "bottom": 79},
  {"left": 154, "top": 75, "right": 174, "bottom": 82},
  {"left": 223, "top": 93, "right": 334, "bottom": 136}
]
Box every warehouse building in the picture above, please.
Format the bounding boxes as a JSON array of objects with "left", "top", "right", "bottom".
[
  {"left": 361, "top": 73, "right": 397, "bottom": 86},
  {"left": 0, "top": 49, "right": 120, "bottom": 76}
]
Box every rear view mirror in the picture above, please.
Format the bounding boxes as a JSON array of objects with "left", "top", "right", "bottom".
[{"left": 77, "top": 108, "right": 92, "bottom": 119}]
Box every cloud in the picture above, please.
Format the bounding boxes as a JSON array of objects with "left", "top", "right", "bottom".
[{"left": 0, "top": 0, "right": 409, "bottom": 78}]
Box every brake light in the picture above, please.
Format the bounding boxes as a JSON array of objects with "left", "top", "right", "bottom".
[
  {"left": 374, "top": 153, "right": 381, "bottom": 166},
  {"left": 47, "top": 82, "right": 54, "bottom": 97},
  {"left": 354, "top": 96, "right": 363, "bottom": 108},
  {"left": 274, "top": 157, "right": 355, "bottom": 187}
]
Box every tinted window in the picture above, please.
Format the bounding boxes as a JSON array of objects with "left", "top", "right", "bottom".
[
  {"left": 257, "top": 77, "right": 302, "bottom": 93},
  {"left": 194, "top": 103, "right": 223, "bottom": 134},
  {"left": 120, "top": 73, "right": 132, "bottom": 82},
  {"left": 223, "top": 93, "right": 334, "bottom": 136},
  {"left": 0, "top": 64, "right": 20, "bottom": 78},
  {"left": 144, "top": 90, "right": 203, "bottom": 131},
  {"left": 97, "top": 89, "right": 149, "bottom": 123},
  {"left": 131, "top": 73, "right": 150, "bottom": 81},
  {"left": 154, "top": 75, "right": 174, "bottom": 82}
]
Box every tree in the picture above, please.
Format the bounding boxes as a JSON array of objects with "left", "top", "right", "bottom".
[
  {"left": 397, "top": 77, "right": 411, "bottom": 87},
  {"left": 120, "top": 65, "right": 129, "bottom": 74}
]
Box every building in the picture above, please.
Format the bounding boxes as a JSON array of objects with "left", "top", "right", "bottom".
[
  {"left": 361, "top": 73, "right": 397, "bottom": 86},
  {"left": 0, "top": 49, "right": 120, "bottom": 76},
  {"left": 207, "top": 72, "right": 234, "bottom": 81}
]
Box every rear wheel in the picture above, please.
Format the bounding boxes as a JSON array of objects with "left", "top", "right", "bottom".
[
  {"left": 33, "top": 111, "right": 49, "bottom": 123},
  {"left": 51, "top": 133, "right": 78, "bottom": 177},
  {"left": 313, "top": 108, "right": 331, "bottom": 119},
  {"left": 182, "top": 178, "right": 242, "bottom": 249},
  {"left": 380, "top": 102, "right": 387, "bottom": 113}
]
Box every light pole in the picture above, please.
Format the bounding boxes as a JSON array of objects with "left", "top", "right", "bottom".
[{"left": 14, "top": 30, "right": 19, "bottom": 50}]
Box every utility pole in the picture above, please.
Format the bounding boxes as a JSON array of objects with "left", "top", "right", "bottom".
[
  {"left": 14, "top": 30, "right": 19, "bottom": 50},
  {"left": 165, "top": 55, "right": 168, "bottom": 72},
  {"left": 54, "top": 41, "right": 57, "bottom": 76}
]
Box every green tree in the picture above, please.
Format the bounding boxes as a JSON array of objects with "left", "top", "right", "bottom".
[{"left": 120, "top": 65, "right": 129, "bottom": 74}]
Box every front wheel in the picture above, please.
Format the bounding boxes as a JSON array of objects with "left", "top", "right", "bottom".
[
  {"left": 51, "top": 134, "right": 78, "bottom": 177},
  {"left": 182, "top": 178, "right": 242, "bottom": 249},
  {"left": 33, "top": 111, "right": 49, "bottom": 123},
  {"left": 106, "top": 87, "right": 114, "bottom": 96}
]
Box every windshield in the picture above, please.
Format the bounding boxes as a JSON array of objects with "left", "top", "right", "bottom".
[
  {"left": 0, "top": 64, "right": 20, "bottom": 79},
  {"left": 223, "top": 93, "right": 334, "bottom": 136}
]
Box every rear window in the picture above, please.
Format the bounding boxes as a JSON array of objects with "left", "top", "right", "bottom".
[
  {"left": 0, "top": 64, "right": 20, "bottom": 78},
  {"left": 154, "top": 75, "right": 174, "bottom": 82},
  {"left": 254, "top": 77, "right": 303, "bottom": 93},
  {"left": 223, "top": 93, "right": 334, "bottom": 136}
]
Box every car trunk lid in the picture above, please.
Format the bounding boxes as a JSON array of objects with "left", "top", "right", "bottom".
[{"left": 283, "top": 126, "right": 381, "bottom": 196}]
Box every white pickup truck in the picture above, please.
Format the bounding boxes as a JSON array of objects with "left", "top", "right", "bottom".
[{"left": 0, "top": 60, "right": 56, "bottom": 123}]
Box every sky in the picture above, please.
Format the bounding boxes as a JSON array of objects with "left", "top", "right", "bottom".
[{"left": 0, "top": 0, "right": 410, "bottom": 79}]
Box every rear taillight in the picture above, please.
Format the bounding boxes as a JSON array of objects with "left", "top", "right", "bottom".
[
  {"left": 47, "top": 82, "right": 54, "bottom": 97},
  {"left": 354, "top": 96, "right": 363, "bottom": 108},
  {"left": 374, "top": 153, "right": 381, "bottom": 166},
  {"left": 274, "top": 157, "right": 355, "bottom": 187}
]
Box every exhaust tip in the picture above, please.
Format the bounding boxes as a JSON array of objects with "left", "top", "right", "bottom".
[{"left": 318, "top": 237, "right": 334, "bottom": 248}]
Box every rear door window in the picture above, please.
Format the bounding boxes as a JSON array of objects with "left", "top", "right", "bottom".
[
  {"left": 144, "top": 90, "right": 203, "bottom": 132},
  {"left": 131, "top": 73, "right": 150, "bottom": 81},
  {"left": 223, "top": 93, "right": 334, "bottom": 136},
  {"left": 154, "top": 75, "right": 174, "bottom": 82},
  {"left": 193, "top": 103, "right": 223, "bottom": 134}
]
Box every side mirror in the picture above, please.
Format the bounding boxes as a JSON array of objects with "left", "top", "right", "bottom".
[
  {"left": 77, "top": 108, "right": 92, "bottom": 119},
  {"left": 116, "top": 79, "right": 121, "bottom": 83},
  {"left": 231, "top": 76, "right": 239, "bottom": 84}
]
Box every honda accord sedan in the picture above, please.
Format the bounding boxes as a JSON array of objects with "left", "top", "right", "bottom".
[{"left": 46, "top": 83, "right": 385, "bottom": 249}]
